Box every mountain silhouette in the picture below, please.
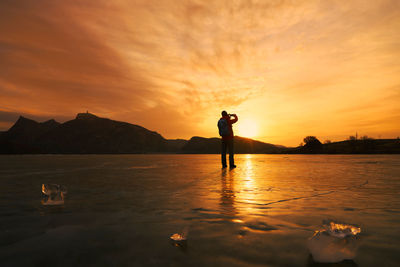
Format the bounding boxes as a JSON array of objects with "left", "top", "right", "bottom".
[
  {"left": 1, "top": 112, "right": 398, "bottom": 154},
  {"left": 0, "top": 113, "right": 166, "bottom": 153},
  {"left": 0, "top": 116, "right": 60, "bottom": 153},
  {"left": 36, "top": 113, "right": 167, "bottom": 153},
  {"left": 0, "top": 112, "right": 282, "bottom": 154}
]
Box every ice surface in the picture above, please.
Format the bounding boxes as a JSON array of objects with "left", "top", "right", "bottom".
[
  {"left": 41, "top": 184, "right": 67, "bottom": 205},
  {"left": 307, "top": 221, "right": 361, "bottom": 263},
  {"left": 1, "top": 155, "right": 399, "bottom": 266}
]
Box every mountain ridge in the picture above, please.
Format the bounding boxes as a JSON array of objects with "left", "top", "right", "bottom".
[
  {"left": 1, "top": 112, "right": 399, "bottom": 154},
  {"left": 0, "top": 112, "right": 282, "bottom": 154}
]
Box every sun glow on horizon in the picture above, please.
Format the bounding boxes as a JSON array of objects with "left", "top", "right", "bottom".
[{"left": 237, "top": 119, "right": 259, "bottom": 139}]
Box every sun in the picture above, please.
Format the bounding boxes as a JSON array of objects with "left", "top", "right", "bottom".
[{"left": 236, "top": 119, "right": 258, "bottom": 138}]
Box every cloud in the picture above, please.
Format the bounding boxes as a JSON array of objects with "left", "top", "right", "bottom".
[
  {"left": 1, "top": 0, "right": 399, "bottom": 143},
  {"left": 0, "top": 0, "right": 169, "bottom": 129}
]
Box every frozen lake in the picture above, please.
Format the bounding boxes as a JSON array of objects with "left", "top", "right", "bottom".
[{"left": 1, "top": 154, "right": 400, "bottom": 266}]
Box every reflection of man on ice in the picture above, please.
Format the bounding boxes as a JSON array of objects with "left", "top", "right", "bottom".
[{"left": 218, "top": 111, "right": 238, "bottom": 169}]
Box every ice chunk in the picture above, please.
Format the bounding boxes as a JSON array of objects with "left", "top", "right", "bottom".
[
  {"left": 170, "top": 233, "right": 186, "bottom": 241},
  {"left": 170, "top": 226, "right": 188, "bottom": 241},
  {"left": 41, "top": 184, "right": 67, "bottom": 205},
  {"left": 323, "top": 221, "right": 360, "bottom": 238},
  {"left": 307, "top": 221, "right": 361, "bottom": 263},
  {"left": 170, "top": 227, "right": 188, "bottom": 249}
]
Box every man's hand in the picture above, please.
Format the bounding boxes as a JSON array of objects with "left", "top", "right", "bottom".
[{"left": 230, "top": 114, "right": 238, "bottom": 123}]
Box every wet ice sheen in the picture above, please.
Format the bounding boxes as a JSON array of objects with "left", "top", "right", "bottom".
[{"left": 0, "top": 154, "right": 400, "bottom": 266}]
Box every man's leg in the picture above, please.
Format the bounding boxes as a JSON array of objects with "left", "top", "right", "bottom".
[
  {"left": 221, "top": 139, "right": 227, "bottom": 168},
  {"left": 228, "top": 139, "right": 235, "bottom": 168}
]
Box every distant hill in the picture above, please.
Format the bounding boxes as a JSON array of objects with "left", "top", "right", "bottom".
[
  {"left": 285, "top": 139, "right": 400, "bottom": 154},
  {"left": 323, "top": 139, "right": 400, "bottom": 154},
  {"left": 165, "top": 139, "right": 188, "bottom": 152},
  {"left": 181, "top": 136, "right": 281, "bottom": 154}
]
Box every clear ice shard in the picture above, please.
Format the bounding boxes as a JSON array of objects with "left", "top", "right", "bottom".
[
  {"left": 307, "top": 221, "right": 361, "bottom": 263},
  {"left": 41, "top": 184, "right": 67, "bottom": 205},
  {"left": 170, "top": 233, "right": 186, "bottom": 241},
  {"left": 170, "top": 227, "right": 189, "bottom": 241}
]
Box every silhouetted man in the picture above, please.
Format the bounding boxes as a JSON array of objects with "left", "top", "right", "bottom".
[{"left": 218, "top": 111, "right": 238, "bottom": 169}]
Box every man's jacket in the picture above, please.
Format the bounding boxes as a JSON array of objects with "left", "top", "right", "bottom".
[{"left": 221, "top": 114, "right": 238, "bottom": 140}]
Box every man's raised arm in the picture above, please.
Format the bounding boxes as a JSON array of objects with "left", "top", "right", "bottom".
[{"left": 230, "top": 114, "right": 238, "bottom": 124}]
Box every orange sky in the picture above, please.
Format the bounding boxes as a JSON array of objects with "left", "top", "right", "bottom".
[{"left": 1, "top": 0, "right": 399, "bottom": 146}]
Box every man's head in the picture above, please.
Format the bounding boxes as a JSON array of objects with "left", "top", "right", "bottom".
[{"left": 221, "top": 110, "right": 228, "bottom": 117}]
